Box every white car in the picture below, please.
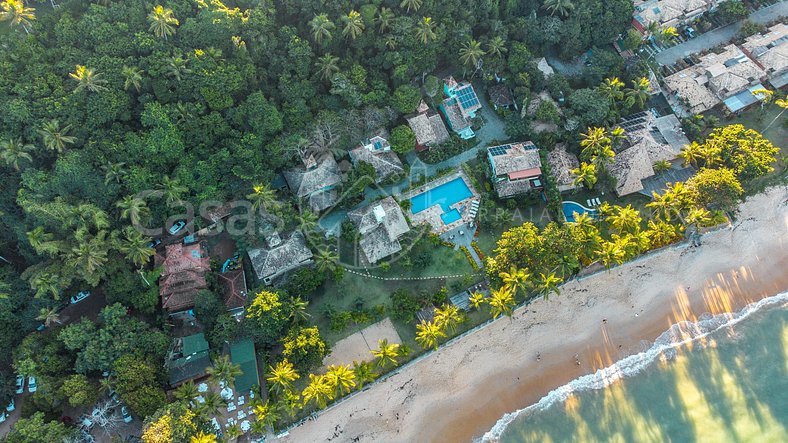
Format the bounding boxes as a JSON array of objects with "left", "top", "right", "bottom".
[
  {"left": 15, "top": 374, "right": 24, "bottom": 394},
  {"left": 121, "top": 406, "right": 132, "bottom": 423},
  {"left": 70, "top": 291, "right": 91, "bottom": 304},
  {"left": 168, "top": 220, "right": 187, "bottom": 235},
  {"left": 28, "top": 376, "right": 37, "bottom": 393},
  {"left": 6, "top": 399, "right": 14, "bottom": 412}
]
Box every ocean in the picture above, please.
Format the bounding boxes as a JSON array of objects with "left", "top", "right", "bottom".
[{"left": 483, "top": 291, "right": 788, "bottom": 443}]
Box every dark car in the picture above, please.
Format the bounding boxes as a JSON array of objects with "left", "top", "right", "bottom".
[{"left": 147, "top": 238, "right": 162, "bottom": 249}]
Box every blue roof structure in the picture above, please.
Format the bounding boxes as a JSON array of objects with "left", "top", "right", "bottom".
[
  {"left": 723, "top": 83, "right": 766, "bottom": 113},
  {"left": 456, "top": 85, "right": 480, "bottom": 111}
]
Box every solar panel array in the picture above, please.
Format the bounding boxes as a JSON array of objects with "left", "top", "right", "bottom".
[
  {"left": 456, "top": 86, "right": 480, "bottom": 110},
  {"left": 488, "top": 145, "right": 509, "bottom": 156}
]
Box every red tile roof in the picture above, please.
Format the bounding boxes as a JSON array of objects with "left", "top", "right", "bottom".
[
  {"left": 508, "top": 167, "right": 542, "bottom": 180},
  {"left": 219, "top": 270, "right": 247, "bottom": 311},
  {"left": 160, "top": 243, "right": 210, "bottom": 313}
]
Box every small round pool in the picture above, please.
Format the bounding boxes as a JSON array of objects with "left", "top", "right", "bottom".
[{"left": 562, "top": 201, "right": 597, "bottom": 223}]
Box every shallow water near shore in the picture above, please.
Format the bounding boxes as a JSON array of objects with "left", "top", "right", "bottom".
[{"left": 487, "top": 291, "right": 788, "bottom": 443}]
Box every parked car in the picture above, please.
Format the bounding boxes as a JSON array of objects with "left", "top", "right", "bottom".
[
  {"left": 108, "top": 389, "right": 121, "bottom": 406},
  {"left": 70, "top": 291, "right": 91, "bottom": 304},
  {"left": 168, "top": 220, "right": 187, "bottom": 235},
  {"left": 147, "top": 238, "right": 162, "bottom": 249},
  {"left": 0, "top": 412, "right": 6, "bottom": 424},
  {"left": 6, "top": 399, "right": 14, "bottom": 412},
  {"left": 121, "top": 406, "right": 132, "bottom": 423},
  {"left": 28, "top": 376, "right": 37, "bottom": 393},
  {"left": 15, "top": 374, "right": 24, "bottom": 394}
]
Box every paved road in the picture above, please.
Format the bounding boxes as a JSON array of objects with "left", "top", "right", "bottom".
[{"left": 655, "top": 1, "right": 788, "bottom": 66}]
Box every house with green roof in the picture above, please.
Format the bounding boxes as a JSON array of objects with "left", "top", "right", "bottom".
[
  {"left": 229, "top": 339, "right": 261, "bottom": 394},
  {"left": 166, "top": 333, "right": 212, "bottom": 387}
]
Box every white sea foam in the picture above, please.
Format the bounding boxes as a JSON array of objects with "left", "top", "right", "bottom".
[{"left": 479, "top": 291, "right": 788, "bottom": 442}]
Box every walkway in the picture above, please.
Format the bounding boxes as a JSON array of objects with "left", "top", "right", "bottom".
[
  {"left": 344, "top": 267, "right": 482, "bottom": 281},
  {"left": 655, "top": 1, "right": 788, "bottom": 66}
]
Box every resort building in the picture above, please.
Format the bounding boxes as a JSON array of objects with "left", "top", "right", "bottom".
[
  {"left": 166, "top": 333, "right": 212, "bottom": 387},
  {"left": 218, "top": 269, "right": 248, "bottom": 317},
  {"left": 487, "top": 142, "right": 543, "bottom": 199},
  {"left": 740, "top": 23, "right": 788, "bottom": 89},
  {"left": 284, "top": 152, "right": 342, "bottom": 212},
  {"left": 609, "top": 111, "right": 692, "bottom": 196},
  {"left": 663, "top": 44, "right": 766, "bottom": 114},
  {"left": 546, "top": 143, "right": 580, "bottom": 192},
  {"left": 229, "top": 339, "right": 261, "bottom": 395},
  {"left": 632, "top": 0, "right": 716, "bottom": 30},
  {"left": 247, "top": 231, "right": 313, "bottom": 285},
  {"left": 349, "top": 132, "right": 404, "bottom": 183},
  {"left": 158, "top": 242, "right": 210, "bottom": 315},
  {"left": 406, "top": 100, "right": 450, "bottom": 151},
  {"left": 488, "top": 84, "right": 516, "bottom": 111},
  {"left": 439, "top": 77, "right": 482, "bottom": 139},
  {"left": 347, "top": 196, "right": 410, "bottom": 265}
]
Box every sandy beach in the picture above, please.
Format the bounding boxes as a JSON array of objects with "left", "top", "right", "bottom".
[{"left": 279, "top": 185, "right": 788, "bottom": 443}]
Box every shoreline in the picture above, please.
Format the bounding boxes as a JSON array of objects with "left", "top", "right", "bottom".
[{"left": 279, "top": 186, "right": 788, "bottom": 443}]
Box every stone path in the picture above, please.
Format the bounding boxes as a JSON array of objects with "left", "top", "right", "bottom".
[{"left": 344, "top": 267, "right": 482, "bottom": 281}]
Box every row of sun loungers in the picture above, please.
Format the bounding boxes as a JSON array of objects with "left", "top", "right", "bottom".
[{"left": 586, "top": 198, "right": 602, "bottom": 207}]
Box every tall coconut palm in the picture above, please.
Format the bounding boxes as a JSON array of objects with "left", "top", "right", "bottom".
[
  {"left": 314, "top": 249, "right": 339, "bottom": 273},
  {"left": 371, "top": 339, "right": 400, "bottom": 368},
  {"left": 122, "top": 66, "right": 144, "bottom": 93},
  {"left": 29, "top": 271, "right": 60, "bottom": 299},
  {"left": 147, "top": 5, "right": 179, "bottom": 40},
  {"left": 301, "top": 374, "right": 334, "bottom": 408},
  {"left": 433, "top": 304, "right": 462, "bottom": 334},
  {"left": 36, "top": 306, "right": 61, "bottom": 327},
  {"left": 247, "top": 183, "right": 277, "bottom": 212},
  {"left": 158, "top": 176, "right": 187, "bottom": 204},
  {"left": 606, "top": 205, "right": 641, "bottom": 234},
  {"left": 315, "top": 53, "right": 340, "bottom": 81},
  {"left": 352, "top": 361, "right": 377, "bottom": 389},
  {"left": 119, "top": 227, "right": 155, "bottom": 267},
  {"left": 488, "top": 287, "right": 515, "bottom": 319},
  {"left": 341, "top": 10, "right": 364, "bottom": 40},
  {"left": 625, "top": 77, "right": 651, "bottom": 109},
  {"left": 459, "top": 39, "right": 484, "bottom": 69},
  {"left": 116, "top": 195, "right": 151, "bottom": 225},
  {"left": 70, "top": 237, "right": 109, "bottom": 280},
  {"left": 69, "top": 65, "right": 108, "bottom": 93},
  {"left": 542, "top": 0, "right": 574, "bottom": 17},
  {"left": 679, "top": 141, "right": 703, "bottom": 167},
  {"left": 399, "top": 0, "right": 422, "bottom": 13},
  {"left": 197, "top": 391, "right": 225, "bottom": 417},
  {"left": 534, "top": 272, "right": 562, "bottom": 300},
  {"left": 646, "top": 191, "right": 681, "bottom": 222},
  {"left": 655, "top": 26, "right": 678, "bottom": 46},
  {"left": 0, "top": 0, "right": 35, "bottom": 34},
  {"left": 416, "top": 16, "right": 436, "bottom": 45},
  {"left": 0, "top": 137, "right": 34, "bottom": 170},
  {"left": 579, "top": 127, "right": 610, "bottom": 161},
  {"left": 325, "top": 364, "right": 356, "bottom": 396},
  {"left": 174, "top": 380, "right": 198, "bottom": 403},
  {"left": 609, "top": 126, "right": 626, "bottom": 149},
  {"left": 166, "top": 55, "right": 191, "bottom": 81},
  {"left": 486, "top": 36, "right": 507, "bottom": 58},
  {"left": 571, "top": 162, "right": 597, "bottom": 190},
  {"left": 376, "top": 7, "right": 394, "bottom": 33},
  {"left": 296, "top": 209, "right": 319, "bottom": 233},
  {"left": 415, "top": 320, "right": 445, "bottom": 350},
  {"left": 207, "top": 355, "right": 242, "bottom": 388},
  {"left": 646, "top": 219, "right": 679, "bottom": 248},
  {"left": 38, "top": 120, "right": 76, "bottom": 153},
  {"left": 498, "top": 266, "right": 529, "bottom": 296},
  {"left": 309, "top": 14, "right": 335, "bottom": 45},
  {"left": 266, "top": 359, "right": 299, "bottom": 395},
  {"left": 469, "top": 292, "right": 486, "bottom": 310},
  {"left": 287, "top": 297, "right": 310, "bottom": 324},
  {"left": 595, "top": 240, "right": 626, "bottom": 270},
  {"left": 598, "top": 77, "right": 625, "bottom": 106},
  {"left": 102, "top": 161, "right": 127, "bottom": 185}
]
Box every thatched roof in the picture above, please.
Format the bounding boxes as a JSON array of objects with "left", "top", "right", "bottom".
[
  {"left": 347, "top": 196, "right": 410, "bottom": 264},
  {"left": 283, "top": 156, "right": 341, "bottom": 212},
  {"left": 349, "top": 147, "right": 404, "bottom": 182},
  {"left": 247, "top": 231, "right": 313, "bottom": 283},
  {"left": 546, "top": 144, "right": 580, "bottom": 191}
]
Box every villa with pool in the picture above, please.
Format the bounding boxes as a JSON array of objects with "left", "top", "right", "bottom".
[{"left": 401, "top": 170, "right": 480, "bottom": 235}]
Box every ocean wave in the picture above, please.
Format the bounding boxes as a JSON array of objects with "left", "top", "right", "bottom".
[{"left": 479, "top": 290, "right": 788, "bottom": 442}]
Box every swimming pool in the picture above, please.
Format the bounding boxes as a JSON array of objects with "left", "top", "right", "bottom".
[
  {"left": 562, "top": 201, "right": 597, "bottom": 223},
  {"left": 410, "top": 177, "right": 473, "bottom": 223}
]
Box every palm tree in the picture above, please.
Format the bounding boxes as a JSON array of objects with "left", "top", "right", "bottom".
[
  {"left": 0, "top": 137, "right": 34, "bottom": 170},
  {"left": 296, "top": 209, "right": 319, "bottom": 233},
  {"left": 488, "top": 287, "right": 516, "bottom": 319},
  {"left": 122, "top": 66, "right": 144, "bottom": 93},
  {"left": 287, "top": 297, "right": 310, "bottom": 324},
  {"left": 679, "top": 141, "right": 702, "bottom": 167},
  {"left": 197, "top": 391, "right": 225, "bottom": 417},
  {"left": 542, "top": 0, "right": 574, "bottom": 17},
  {"left": 174, "top": 380, "right": 198, "bottom": 403},
  {"left": 342, "top": 10, "right": 364, "bottom": 40},
  {"left": 116, "top": 195, "right": 151, "bottom": 225},
  {"left": 224, "top": 423, "right": 242, "bottom": 443},
  {"left": 158, "top": 176, "right": 187, "bottom": 204},
  {"left": 301, "top": 374, "right": 334, "bottom": 408},
  {"left": 352, "top": 361, "right": 377, "bottom": 389},
  {"left": 433, "top": 304, "right": 462, "bottom": 334},
  {"left": 102, "top": 161, "right": 127, "bottom": 185},
  {"left": 646, "top": 219, "right": 679, "bottom": 248},
  {"left": 0, "top": 0, "right": 35, "bottom": 34},
  {"left": 646, "top": 190, "right": 680, "bottom": 222},
  {"left": 38, "top": 120, "right": 76, "bottom": 153},
  {"left": 309, "top": 14, "right": 335, "bottom": 45},
  {"left": 498, "top": 265, "right": 529, "bottom": 296},
  {"left": 655, "top": 26, "right": 678, "bottom": 46},
  {"left": 598, "top": 77, "right": 625, "bottom": 106},
  {"left": 36, "top": 306, "right": 61, "bottom": 327},
  {"left": 371, "top": 339, "right": 400, "bottom": 368},
  {"left": 376, "top": 7, "right": 394, "bottom": 33},
  {"left": 147, "top": 5, "right": 179, "bottom": 40},
  {"left": 399, "top": 0, "right": 423, "bottom": 13},
  {"left": 119, "top": 227, "right": 155, "bottom": 267},
  {"left": 625, "top": 77, "right": 651, "bottom": 109},
  {"left": 653, "top": 159, "right": 672, "bottom": 173},
  {"left": 314, "top": 249, "right": 339, "bottom": 273},
  {"left": 571, "top": 162, "right": 597, "bottom": 190},
  {"left": 315, "top": 53, "right": 340, "bottom": 81},
  {"left": 686, "top": 207, "right": 711, "bottom": 228},
  {"left": 579, "top": 127, "right": 610, "bottom": 161},
  {"left": 30, "top": 271, "right": 59, "bottom": 299},
  {"left": 416, "top": 16, "right": 436, "bottom": 45},
  {"left": 166, "top": 55, "right": 191, "bottom": 81},
  {"left": 534, "top": 272, "right": 562, "bottom": 300},
  {"left": 247, "top": 184, "right": 277, "bottom": 212},
  {"left": 596, "top": 240, "right": 626, "bottom": 270},
  {"left": 325, "top": 364, "right": 356, "bottom": 396},
  {"left": 469, "top": 292, "right": 486, "bottom": 310},
  {"left": 609, "top": 126, "right": 626, "bottom": 149},
  {"left": 207, "top": 355, "right": 242, "bottom": 388},
  {"left": 70, "top": 65, "right": 108, "bottom": 94},
  {"left": 415, "top": 320, "right": 445, "bottom": 350},
  {"left": 266, "top": 359, "right": 299, "bottom": 395},
  {"left": 190, "top": 431, "right": 217, "bottom": 443},
  {"left": 459, "top": 39, "right": 484, "bottom": 69},
  {"left": 606, "top": 205, "right": 641, "bottom": 234},
  {"left": 486, "top": 36, "right": 507, "bottom": 58}
]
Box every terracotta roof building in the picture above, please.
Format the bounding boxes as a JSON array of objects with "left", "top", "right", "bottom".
[
  {"left": 487, "top": 142, "right": 544, "bottom": 198},
  {"left": 159, "top": 242, "right": 210, "bottom": 314},
  {"left": 347, "top": 196, "right": 410, "bottom": 264},
  {"left": 284, "top": 154, "right": 342, "bottom": 212},
  {"left": 218, "top": 269, "right": 248, "bottom": 316},
  {"left": 406, "top": 100, "right": 450, "bottom": 151},
  {"left": 247, "top": 231, "right": 313, "bottom": 285}
]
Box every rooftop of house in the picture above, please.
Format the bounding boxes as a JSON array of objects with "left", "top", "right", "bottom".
[
  {"left": 488, "top": 83, "right": 514, "bottom": 107},
  {"left": 741, "top": 23, "right": 788, "bottom": 75},
  {"left": 440, "top": 99, "right": 471, "bottom": 131},
  {"left": 609, "top": 141, "right": 656, "bottom": 196},
  {"left": 639, "top": 165, "right": 696, "bottom": 197},
  {"left": 406, "top": 105, "right": 451, "bottom": 147},
  {"left": 160, "top": 242, "right": 210, "bottom": 313},
  {"left": 488, "top": 142, "right": 543, "bottom": 178},
  {"left": 634, "top": 0, "right": 709, "bottom": 27},
  {"left": 229, "top": 339, "right": 260, "bottom": 394},
  {"left": 247, "top": 231, "right": 313, "bottom": 282},
  {"left": 349, "top": 146, "right": 404, "bottom": 182},
  {"left": 445, "top": 79, "right": 482, "bottom": 118},
  {"left": 283, "top": 155, "right": 341, "bottom": 212},
  {"left": 218, "top": 269, "right": 247, "bottom": 312},
  {"left": 546, "top": 143, "right": 580, "bottom": 191},
  {"left": 166, "top": 333, "right": 211, "bottom": 386},
  {"left": 347, "top": 196, "right": 410, "bottom": 264}
]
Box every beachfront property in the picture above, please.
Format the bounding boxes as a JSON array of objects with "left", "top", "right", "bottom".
[
  {"left": 406, "top": 100, "right": 451, "bottom": 151},
  {"left": 488, "top": 83, "right": 516, "bottom": 111},
  {"left": 487, "top": 142, "right": 544, "bottom": 199},
  {"left": 165, "top": 333, "right": 211, "bottom": 387},
  {"left": 439, "top": 77, "right": 482, "bottom": 139},
  {"left": 609, "top": 111, "right": 692, "bottom": 196},
  {"left": 740, "top": 23, "right": 788, "bottom": 89},
  {"left": 347, "top": 196, "right": 410, "bottom": 265},
  {"left": 663, "top": 44, "right": 767, "bottom": 115},
  {"left": 402, "top": 170, "right": 481, "bottom": 234},
  {"left": 283, "top": 152, "right": 342, "bottom": 212},
  {"left": 247, "top": 231, "right": 313, "bottom": 285},
  {"left": 546, "top": 143, "right": 581, "bottom": 192},
  {"left": 157, "top": 242, "right": 210, "bottom": 315},
  {"left": 632, "top": 0, "right": 717, "bottom": 31},
  {"left": 349, "top": 131, "right": 405, "bottom": 183}
]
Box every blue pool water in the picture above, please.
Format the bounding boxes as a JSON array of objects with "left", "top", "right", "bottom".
[
  {"left": 562, "top": 201, "right": 597, "bottom": 222},
  {"left": 440, "top": 209, "right": 462, "bottom": 224},
  {"left": 411, "top": 177, "right": 473, "bottom": 213}
]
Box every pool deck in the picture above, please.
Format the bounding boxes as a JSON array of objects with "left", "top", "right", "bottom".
[{"left": 401, "top": 170, "right": 481, "bottom": 235}]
